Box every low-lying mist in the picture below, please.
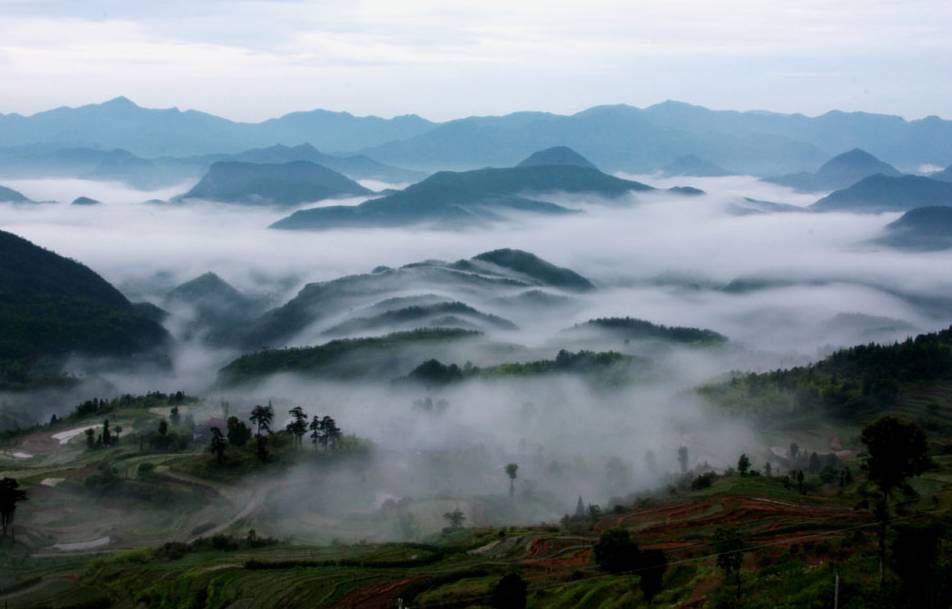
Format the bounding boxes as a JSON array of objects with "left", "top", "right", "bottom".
[{"left": 3, "top": 172, "right": 951, "bottom": 540}]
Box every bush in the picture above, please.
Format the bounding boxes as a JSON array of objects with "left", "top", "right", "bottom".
[
  {"left": 691, "top": 471, "right": 718, "bottom": 490},
  {"left": 593, "top": 528, "right": 640, "bottom": 573},
  {"left": 156, "top": 542, "right": 189, "bottom": 561},
  {"left": 492, "top": 573, "right": 528, "bottom": 609}
]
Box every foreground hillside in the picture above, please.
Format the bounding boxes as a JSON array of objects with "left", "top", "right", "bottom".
[
  {"left": 0, "top": 229, "right": 169, "bottom": 389},
  {"left": 2, "top": 326, "right": 951, "bottom": 608}
]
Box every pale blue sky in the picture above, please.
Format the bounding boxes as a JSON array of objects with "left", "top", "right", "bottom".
[{"left": 0, "top": 0, "right": 949, "bottom": 121}]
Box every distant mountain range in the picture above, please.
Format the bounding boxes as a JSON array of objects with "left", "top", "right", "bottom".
[
  {"left": 765, "top": 148, "right": 902, "bottom": 192},
  {"left": 812, "top": 174, "right": 952, "bottom": 212},
  {"left": 1, "top": 97, "right": 950, "bottom": 177},
  {"left": 0, "top": 142, "right": 422, "bottom": 190},
  {"left": 660, "top": 154, "right": 731, "bottom": 177},
  {"left": 271, "top": 148, "right": 700, "bottom": 229},
  {"left": 0, "top": 96, "right": 434, "bottom": 156},
  {"left": 179, "top": 160, "right": 371, "bottom": 206},
  {"left": 196, "top": 144, "right": 423, "bottom": 184},
  {"left": 877, "top": 207, "right": 952, "bottom": 250},
  {"left": 930, "top": 164, "right": 952, "bottom": 183}
]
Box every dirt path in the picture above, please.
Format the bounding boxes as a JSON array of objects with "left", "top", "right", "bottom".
[
  {"left": 154, "top": 466, "right": 278, "bottom": 543},
  {"left": 186, "top": 485, "right": 267, "bottom": 543}
]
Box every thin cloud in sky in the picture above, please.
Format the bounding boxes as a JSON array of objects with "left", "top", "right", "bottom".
[{"left": 0, "top": 0, "right": 949, "bottom": 121}]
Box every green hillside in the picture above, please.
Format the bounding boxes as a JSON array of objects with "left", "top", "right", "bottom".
[{"left": 0, "top": 230, "right": 169, "bottom": 388}]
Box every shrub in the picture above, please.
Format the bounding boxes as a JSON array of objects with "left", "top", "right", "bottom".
[{"left": 691, "top": 471, "right": 718, "bottom": 490}]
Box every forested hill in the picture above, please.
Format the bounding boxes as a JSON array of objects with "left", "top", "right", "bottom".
[
  {"left": 0, "top": 229, "right": 169, "bottom": 387},
  {"left": 701, "top": 326, "right": 952, "bottom": 421}
]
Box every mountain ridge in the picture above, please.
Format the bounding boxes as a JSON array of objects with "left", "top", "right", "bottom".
[{"left": 2, "top": 97, "right": 951, "bottom": 173}]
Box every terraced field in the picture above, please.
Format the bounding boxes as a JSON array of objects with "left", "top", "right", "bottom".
[
  {"left": 2, "top": 378, "right": 951, "bottom": 608},
  {"left": 0, "top": 463, "right": 929, "bottom": 609}
]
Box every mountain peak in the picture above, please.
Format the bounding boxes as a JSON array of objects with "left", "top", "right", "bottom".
[
  {"left": 832, "top": 148, "right": 878, "bottom": 163},
  {"left": 517, "top": 146, "right": 596, "bottom": 169},
  {"left": 101, "top": 96, "right": 139, "bottom": 109},
  {"left": 818, "top": 148, "right": 900, "bottom": 176}
]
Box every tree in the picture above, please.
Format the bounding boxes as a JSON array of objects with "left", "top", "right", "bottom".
[
  {"left": 638, "top": 548, "right": 667, "bottom": 603},
  {"left": 764, "top": 462, "right": 772, "bottom": 478},
  {"left": 594, "top": 528, "right": 640, "bottom": 573},
  {"left": 505, "top": 463, "right": 519, "bottom": 496},
  {"left": 169, "top": 406, "right": 181, "bottom": 426},
  {"left": 737, "top": 454, "right": 750, "bottom": 476},
  {"left": 255, "top": 434, "right": 269, "bottom": 462},
  {"left": 0, "top": 477, "right": 27, "bottom": 536},
  {"left": 309, "top": 415, "right": 323, "bottom": 446},
  {"left": 861, "top": 415, "right": 931, "bottom": 586},
  {"left": 713, "top": 527, "right": 744, "bottom": 604},
  {"left": 807, "top": 452, "right": 821, "bottom": 474},
  {"left": 443, "top": 508, "right": 465, "bottom": 529},
  {"left": 491, "top": 573, "right": 528, "bottom": 609},
  {"left": 588, "top": 504, "right": 602, "bottom": 523},
  {"left": 574, "top": 496, "right": 586, "bottom": 518},
  {"left": 85, "top": 427, "right": 95, "bottom": 449},
  {"left": 788, "top": 442, "right": 800, "bottom": 461},
  {"left": 209, "top": 427, "right": 227, "bottom": 464},
  {"left": 158, "top": 419, "right": 169, "bottom": 437},
  {"left": 102, "top": 419, "right": 112, "bottom": 446},
  {"left": 250, "top": 404, "right": 274, "bottom": 437},
  {"left": 319, "top": 416, "right": 341, "bottom": 450},
  {"left": 286, "top": 406, "right": 308, "bottom": 448},
  {"left": 796, "top": 469, "right": 805, "bottom": 493},
  {"left": 226, "top": 416, "right": 251, "bottom": 447},
  {"left": 678, "top": 446, "right": 689, "bottom": 475}
]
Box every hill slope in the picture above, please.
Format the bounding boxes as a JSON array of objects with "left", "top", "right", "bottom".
[
  {"left": 165, "top": 272, "right": 266, "bottom": 338},
  {"left": 877, "top": 206, "right": 952, "bottom": 250},
  {"left": 517, "top": 146, "right": 597, "bottom": 169},
  {"left": 765, "top": 148, "right": 901, "bottom": 192},
  {"left": 201, "top": 143, "right": 424, "bottom": 183},
  {"left": 180, "top": 161, "right": 371, "bottom": 206},
  {"left": 0, "top": 185, "right": 32, "bottom": 203},
  {"left": 812, "top": 174, "right": 952, "bottom": 212},
  {"left": 270, "top": 162, "right": 672, "bottom": 230},
  {"left": 71, "top": 196, "right": 101, "bottom": 206},
  {"left": 223, "top": 249, "right": 594, "bottom": 349},
  {"left": 566, "top": 317, "right": 727, "bottom": 345},
  {"left": 701, "top": 325, "right": 952, "bottom": 422},
  {"left": 930, "top": 164, "right": 952, "bottom": 183},
  {"left": 0, "top": 229, "right": 169, "bottom": 386},
  {"left": 472, "top": 249, "right": 595, "bottom": 292}
]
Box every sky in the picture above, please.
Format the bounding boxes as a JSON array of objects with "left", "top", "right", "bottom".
[{"left": 0, "top": 0, "right": 949, "bottom": 122}]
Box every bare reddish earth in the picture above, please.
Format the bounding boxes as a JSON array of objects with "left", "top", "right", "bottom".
[
  {"left": 333, "top": 578, "right": 416, "bottom": 609},
  {"left": 595, "top": 496, "right": 865, "bottom": 553}
]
